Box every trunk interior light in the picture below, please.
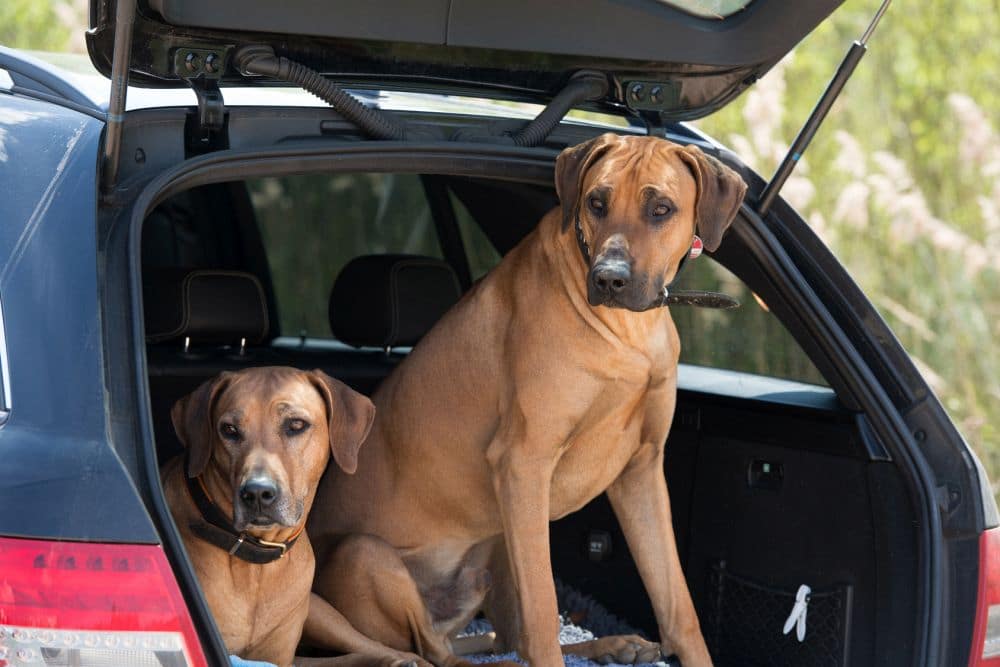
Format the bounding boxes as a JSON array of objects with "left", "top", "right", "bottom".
[
  {"left": 0, "top": 536, "right": 206, "bottom": 667},
  {"left": 971, "top": 527, "right": 1000, "bottom": 666}
]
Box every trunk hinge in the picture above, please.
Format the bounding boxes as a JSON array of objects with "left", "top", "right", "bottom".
[
  {"left": 176, "top": 49, "right": 229, "bottom": 155},
  {"left": 756, "top": 0, "right": 891, "bottom": 217}
]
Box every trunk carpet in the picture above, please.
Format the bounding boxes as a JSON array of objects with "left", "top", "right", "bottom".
[{"left": 461, "top": 580, "right": 679, "bottom": 667}]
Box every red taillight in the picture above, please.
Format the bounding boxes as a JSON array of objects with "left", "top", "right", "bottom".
[
  {"left": 0, "top": 536, "right": 207, "bottom": 667},
  {"left": 970, "top": 527, "right": 1000, "bottom": 666}
]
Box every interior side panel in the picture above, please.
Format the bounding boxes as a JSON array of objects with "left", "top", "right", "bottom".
[
  {"left": 549, "top": 391, "right": 910, "bottom": 667},
  {"left": 685, "top": 435, "right": 874, "bottom": 666}
]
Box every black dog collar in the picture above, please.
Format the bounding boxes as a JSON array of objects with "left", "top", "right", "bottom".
[
  {"left": 574, "top": 216, "right": 739, "bottom": 310},
  {"left": 184, "top": 468, "right": 302, "bottom": 564}
]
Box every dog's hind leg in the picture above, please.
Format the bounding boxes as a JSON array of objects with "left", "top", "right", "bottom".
[
  {"left": 302, "top": 593, "right": 431, "bottom": 667},
  {"left": 312, "top": 534, "right": 508, "bottom": 667}
]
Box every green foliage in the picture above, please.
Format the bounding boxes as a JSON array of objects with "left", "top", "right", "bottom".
[
  {"left": 696, "top": 0, "right": 1000, "bottom": 496},
  {"left": 0, "top": 0, "right": 72, "bottom": 51}
]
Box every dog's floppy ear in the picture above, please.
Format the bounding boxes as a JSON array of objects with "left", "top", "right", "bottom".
[
  {"left": 555, "top": 133, "right": 620, "bottom": 231},
  {"left": 678, "top": 145, "right": 748, "bottom": 252},
  {"left": 171, "top": 372, "right": 233, "bottom": 478},
  {"left": 308, "top": 370, "right": 376, "bottom": 475}
]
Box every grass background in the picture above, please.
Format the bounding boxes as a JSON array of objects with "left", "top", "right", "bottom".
[
  {"left": 4, "top": 0, "right": 997, "bottom": 495},
  {"left": 691, "top": 0, "right": 1000, "bottom": 492}
]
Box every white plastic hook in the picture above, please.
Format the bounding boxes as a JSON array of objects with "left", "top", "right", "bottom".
[{"left": 782, "top": 584, "right": 811, "bottom": 642}]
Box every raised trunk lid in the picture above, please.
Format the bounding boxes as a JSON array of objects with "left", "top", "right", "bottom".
[{"left": 87, "top": 0, "right": 843, "bottom": 120}]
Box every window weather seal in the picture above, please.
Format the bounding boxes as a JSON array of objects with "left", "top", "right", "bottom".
[{"left": 0, "top": 293, "right": 11, "bottom": 426}]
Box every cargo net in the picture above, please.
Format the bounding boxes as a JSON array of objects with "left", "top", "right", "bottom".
[{"left": 703, "top": 561, "right": 851, "bottom": 667}]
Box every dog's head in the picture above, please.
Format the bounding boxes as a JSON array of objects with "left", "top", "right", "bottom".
[
  {"left": 171, "top": 367, "right": 375, "bottom": 534},
  {"left": 556, "top": 133, "right": 747, "bottom": 311}
]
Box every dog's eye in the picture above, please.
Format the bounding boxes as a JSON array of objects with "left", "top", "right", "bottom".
[
  {"left": 220, "top": 423, "right": 241, "bottom": 441},
  {"left": 651, "top": 202, "right": 674, "bottom": 218},
  {"left": 285, "top": 418, "right": 310, "bottom": 436},
  {"left": 589, "top": 197, "right": 605, "bottom": 214}
]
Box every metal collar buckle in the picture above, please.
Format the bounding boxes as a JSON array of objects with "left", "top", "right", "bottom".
[
  {"left": 227, "top": 532, "right": 288, "bottom": 558},
  {"left": 255, "top": 537, "right": 290, "bottom": 557},
  {"left": 228, "top": 533, "right": 246, "bottom": 555}
]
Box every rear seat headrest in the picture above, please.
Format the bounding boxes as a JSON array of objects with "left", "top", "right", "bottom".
[
  {"left": 329, "top": 255, "right": 461, "bottom": 348},
  {"left": 144, "top": 269, "right": 269, "bottom": 345}
]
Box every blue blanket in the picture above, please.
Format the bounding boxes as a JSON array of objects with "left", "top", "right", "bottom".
[
  {"left": 467, "top": 650, "right": 670, "bottom": 667},
  {"left": 230, "top": 658, "right": 278, "bottom": 667}
]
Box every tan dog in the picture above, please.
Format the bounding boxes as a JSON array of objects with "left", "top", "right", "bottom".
[
  {"left": 307, "top": 134, "right": 747, "bottom": 667},
  {"left": 164, "top": 366, "right": 433, "bottom": 667}
]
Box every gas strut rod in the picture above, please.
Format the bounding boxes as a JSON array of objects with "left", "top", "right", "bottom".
[
  {"left": 101, "top": 0, "right": 138, "bottom": 193},
  {"left": 756, "top": 0, "right": 891, "bottom": 217}
]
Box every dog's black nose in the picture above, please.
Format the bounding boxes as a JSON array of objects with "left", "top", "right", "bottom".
[
  {"left": 239, "top": 477, "right": 279, "bottom": 509},
  {"left": 591, "top": 262, "right": 631, "bottom": 296}
]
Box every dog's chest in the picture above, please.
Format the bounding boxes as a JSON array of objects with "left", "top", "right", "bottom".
[
  {"left": 548, "top": 373, "right": 667, "bottom": 519},
  {"left": 191, "top": 545, "right": 312, "bottom": 658}
]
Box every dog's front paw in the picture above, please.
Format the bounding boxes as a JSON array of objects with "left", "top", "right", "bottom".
[
  {"left": 387, "top": 653, "right": 434, "bottom": 667},
  {"left": 589, "top": 635, "right": 661, "bottom": 665}
]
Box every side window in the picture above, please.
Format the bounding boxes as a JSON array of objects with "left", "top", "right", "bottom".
[
  {"left": 451, "top": 191, "right": 502, "bottom": 280},
  {"left": 248, "top": 173, "right": 443, "bottom": 338},
  {"left": 671, "top": 257, "right": 828, "bottom": 386}
]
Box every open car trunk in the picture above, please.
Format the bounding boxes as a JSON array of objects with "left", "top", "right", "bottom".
[{"left": 115, "top": 103, "right": 945, "bottom": 666}]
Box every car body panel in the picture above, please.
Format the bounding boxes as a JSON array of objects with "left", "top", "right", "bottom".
[{"left": 0, "top": 92, "right": 158, "bottom": 543}]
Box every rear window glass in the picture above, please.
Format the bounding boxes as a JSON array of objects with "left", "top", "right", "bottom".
[
  {"left": 656, "top": 0, "right": 751, "bottom": 19},
  {"left": 247, "top": 171, "right": 823, "bottom": 386},
  {"left": 247, "top": 173, "right": 499, "bottom": 339}
]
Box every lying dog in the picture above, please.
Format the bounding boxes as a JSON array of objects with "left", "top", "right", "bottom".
[
  {"left": 307, "top": 134, "right": 746, "bottom": 667},
  {"left": 165, "top": 366, "right": 430, "bottom": 667}
]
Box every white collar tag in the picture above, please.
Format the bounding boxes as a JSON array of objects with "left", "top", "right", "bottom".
[{"left": 689, "top": 235, "right": 704, "bottom": 259}]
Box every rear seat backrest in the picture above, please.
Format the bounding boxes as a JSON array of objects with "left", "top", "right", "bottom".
[
  {"left": 328, "top": 254, "right": 462, "bottom": 349},
  {"left": 144, "top": 268, "right": 270, "bottom": 347},
  {"left": 145, "top": 258, "right": 461, "bottom": 466},
  {"left": 144, "top": 269, "right": 271, "bottom": 464}
]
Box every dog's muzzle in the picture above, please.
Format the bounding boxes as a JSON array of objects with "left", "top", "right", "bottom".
[
  {"left": 589, "top": 259, "right": 631, "bottom": 303},
  {"left": 234, "top": 474, "right": 294, "bottom": 530}
]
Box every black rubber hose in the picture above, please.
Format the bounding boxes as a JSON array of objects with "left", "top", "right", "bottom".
[
  {"left": 234, "top": 46, "right": 407, "bottom": 141},
  {"left": 511, "top": 72, "right": 609, "bottom": 147}
]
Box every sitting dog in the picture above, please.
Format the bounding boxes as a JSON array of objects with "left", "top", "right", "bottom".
[
  {"left": 306, "top": 134, "right": 747, "bottom": 667},
  {"left": 164, "top": 366, "right": 429, "bottom": 667}
]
